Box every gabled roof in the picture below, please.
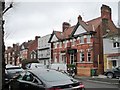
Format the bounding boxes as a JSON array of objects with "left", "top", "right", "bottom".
[
  {"left": 20, "top": 41, "right": 33, "bottom": 50},
  {"left": 87, "top": 17, "right": 118, "bottom": 33},
  {"left": 49, "top": 12, "right": 118, "bottom": 43},
  {"left": 5, "top": 47, "right": 13, "bottom": 53},
  {"left": 71, "top": 19, "right": 94, "bottom": 37},
  {"left": 87, "top": 17, "right": 102, "bottom": 30},
  {"left": 72, "top": 15, "right": 118, "bottom": 37},
  {"left": 49, "top": 26, "right": 75, "bottom": 42}
]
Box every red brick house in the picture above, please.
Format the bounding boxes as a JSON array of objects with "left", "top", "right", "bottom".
[
  {"left": 5, "top": 44, "right": 20, "bottom": 65},
  {"left": 49, "top": 4, "right": 117, "bottom": 76},
  {"left": 20, "top": 36, "right": 40, "bottom": 62},
  {"left": 28, "top": 36, "right": 40, "bottom": 61}
]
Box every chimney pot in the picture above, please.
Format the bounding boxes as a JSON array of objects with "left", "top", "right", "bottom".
[
  {"left": 101, "top": 4, "right": 111, "bottom": 20},
  {"left": 62, "top": 22, "right": 71, "bottom": 32},
  {"left": 78, "top": 15, "right": 82, "bottom": 21}
]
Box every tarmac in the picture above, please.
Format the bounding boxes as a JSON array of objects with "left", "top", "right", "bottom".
[{"left": 74, "top": 75, "right": 120, "bottom": 85}]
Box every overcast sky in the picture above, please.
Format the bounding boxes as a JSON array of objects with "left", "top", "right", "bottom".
[{"left": 4, "top": 0, "right": 119, "bottom": 47}]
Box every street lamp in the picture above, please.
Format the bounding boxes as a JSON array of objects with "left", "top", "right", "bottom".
[{"left": 1, "top": 1, "right": 13, "bottom": 90}]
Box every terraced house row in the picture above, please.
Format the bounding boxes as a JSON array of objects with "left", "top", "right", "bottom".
[{"left": 5, "top": 4, "right": 120, "bottom": 76}]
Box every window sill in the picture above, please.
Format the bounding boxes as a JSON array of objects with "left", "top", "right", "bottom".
[
  {"left": 80, "top": 43, "right": 84, "bottom": 44},
  {"left": 112, "top": 47, "right": 120, "bottom": 49}
]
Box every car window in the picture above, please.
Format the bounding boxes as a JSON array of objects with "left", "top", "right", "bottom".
[
  {"left": 22, "top": 72, "right": 34, "bottom": 82},
  {"left": 6, "top": 67, "right": 22, "bottom": 70},
  {"left": 17, "top": 72, "right": 25, "bottom": 80},
  {"left": 33, "top": 77, "right": 40, "bottom": 84},
  {"left": 118, "top": 66, "right": 120, "bottom": 70}
]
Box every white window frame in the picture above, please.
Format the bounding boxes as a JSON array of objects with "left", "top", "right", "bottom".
[
  {"left": 63, "top": 41, "right": 66, "bottom": 48},
  {"left": 72, "top": 39, "right": 75, "bottom": 46},
  {"left": 113, "top": 42, "right": 120, "bottom": 48},
  {"left": 80, "top": 52, "right": 84, "bottom": 62},
  {"left": 80, "top": 36, "right": 84, "bottom": 44},
  {"left": 34, "top": 54, "right": 36, "bottom": 59},
  {"left": 87, "top": 52, "right": 91, "bottom": 62},
  {"left": 31, "top": 54, "right": 33, "bottom": 59},
  {"left": 87, "top": 35, "right": 91, "bottom": 43},
  {"left": 54, "top": 42, "right": 58, "bottom": 48},
  {"left": 59, "top": 42, "right": 62, "bottom": 48}
]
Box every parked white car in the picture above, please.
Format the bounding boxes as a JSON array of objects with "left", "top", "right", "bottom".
[
  {"left": 25, "top": 63, "right": 47, "bottom": 69},
  {"left": 49, "top": 63, "right": 67, "bottom": 72}
]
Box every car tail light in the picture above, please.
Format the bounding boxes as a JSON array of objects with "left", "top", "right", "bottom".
[{"left": 79, "top": 83, "right": 84, "bottom": 88}]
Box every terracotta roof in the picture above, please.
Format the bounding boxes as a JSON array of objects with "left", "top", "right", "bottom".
[
  {"left": 79, "top": 19, "right": 93, "bottom": 31},
  {"left": 5, "top": 47, "right": 13, "bottom": 53},
  {"left": 87, "top": 16, "right": 118, "bottom": 37},
  {"left": 54, "top": 31, "right": 63, "bottom": 40},
  {"left": 54, "top": 26, "right": 75, "bottom": 40},
  {"left": 87, "top": 17, "right": 102, "bottom": 30},
  {"left": 50, "top": 13, "right": 118, "bottom": 42},
  {"left": 63, "top": 26, "right": 75, "bottom": 39}
]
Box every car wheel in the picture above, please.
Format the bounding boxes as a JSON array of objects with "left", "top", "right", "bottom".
[{"left": 107, "top": 73, "right": 113, "bottom": 79}]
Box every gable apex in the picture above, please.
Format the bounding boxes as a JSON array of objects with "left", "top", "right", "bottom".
[
  {"left": 51, "top": 34, "right": 58, "bottom": 42},
  {"left": 73, "top": 24, "right": 87, "bottom": 36}
]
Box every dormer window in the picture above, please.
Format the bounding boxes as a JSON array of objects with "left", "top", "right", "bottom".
[{"left": 113, "top": 42, "right": 120, "bottom": 48}]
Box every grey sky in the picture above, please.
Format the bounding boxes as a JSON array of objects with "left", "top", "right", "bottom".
[{"left": 4, "top": 1, "right": 119, "bottom": 47}]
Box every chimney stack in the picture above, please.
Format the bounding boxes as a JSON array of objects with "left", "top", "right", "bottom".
[
  {"left": 35, "top": 36, "right": 40, "bottom": 40},
  {"left": 78, "top": 15, "right": 82, "bottom": 21},
  {"left": 101, "top": 4, "right": 111, "bottom": 20},
  {"left": 62, "top": 22, "right": 71, "bottom": 32}
]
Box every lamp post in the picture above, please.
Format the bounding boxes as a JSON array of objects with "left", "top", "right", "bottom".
[{"left": 1, "top": 1, "right": 13, "bottom": 90}]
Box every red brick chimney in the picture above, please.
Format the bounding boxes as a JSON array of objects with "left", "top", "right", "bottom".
[
  {"left": 35, "top": 36, "right": 40, "bottom": 41},
  {"left": 101, "top": 4, "right": 111, "bottom": 20},
  {"left": 78, "top": 15, "right": 82, "bottom": 21},
  {"left": 62, "top": 22, "right": 71, "bottom": 32}
]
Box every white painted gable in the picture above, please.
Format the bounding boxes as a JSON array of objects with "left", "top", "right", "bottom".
[
  {"left": 74, "top": 25, "right": 87, "bottom": 36},
  {"left": 21, "top": 45, "right": 25, "bottom": 49},
  {"left": 51, "top": 34, "right": 58, "bottom": 42}
]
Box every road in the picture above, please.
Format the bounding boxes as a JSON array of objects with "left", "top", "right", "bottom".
[{"left": 77, "top": 78, "right": 119, "bottom": 90}]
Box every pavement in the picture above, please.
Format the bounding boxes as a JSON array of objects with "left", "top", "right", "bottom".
[{"left": 74, "top": 75, "right": 120, "bottom": 85}]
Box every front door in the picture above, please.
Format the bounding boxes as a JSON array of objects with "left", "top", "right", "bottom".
[{"left": 112, "top": 60, "right": 117, "bottom": 68}]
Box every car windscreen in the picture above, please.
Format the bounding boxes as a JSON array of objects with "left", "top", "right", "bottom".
[
  {"left": 37, "top": 70, "right": 71, "bottom": 82},
  {"left": 6, "top": 67, "right": 24, "bottom": 74},
  {"left": 6, "top": 67, "right": 22, "bottom": 70}
]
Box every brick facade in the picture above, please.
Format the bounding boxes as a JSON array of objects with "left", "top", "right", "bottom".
[{"left": 49, "top": 5, "right": 117, "bottom": 76}]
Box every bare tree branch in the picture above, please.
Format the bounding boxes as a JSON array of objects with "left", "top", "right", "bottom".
[{"left": 3, "top": 2, "right": 13, "bottom": 15}]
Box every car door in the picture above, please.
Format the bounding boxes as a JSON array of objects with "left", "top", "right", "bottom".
[
  {"left": 114, "top": 66, "right": 120, "bottom": 77},
  {"left": 116, "top": 66, "right": 120, "bottom": 77},
  {"left": 18, "top": 71, "right": 45, "bottom": 90}
]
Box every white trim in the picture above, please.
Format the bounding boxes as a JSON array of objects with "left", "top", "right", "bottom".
[
  {"left": 70, "top": 53, "right": 74, "bottom": 64},
  {"left": 87, "top": 51, "right": 91, "bottom": 62},
  {"left": 77, "top": 37, "right": 80, "bottom": 40}
]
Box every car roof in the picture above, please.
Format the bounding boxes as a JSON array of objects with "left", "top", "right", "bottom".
[
  {"left": 6, "top": 64, "right": 21, "bottom": 68},
  {"left": 29, "top": 68, "right": 55, "bottom": 74},
  {"left": 28, "top": 68, "right": 65, "bottom": 77}
]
